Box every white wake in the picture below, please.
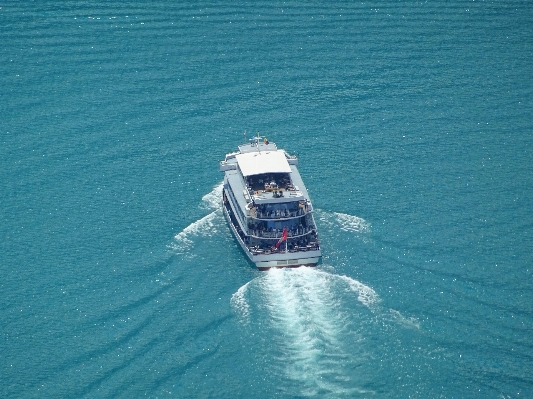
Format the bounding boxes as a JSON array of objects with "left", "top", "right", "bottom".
[
  {"left": 200, "top": 181, "right": 223, "bottom": 211},
  {"left": 316, "top": 210, "right": 371, "bottom": 234},
  {"left": 231, "top": 267, "right": 379, "bottom": 396},
  {"left": 172, "top": 211, "right": 221, "bottom": 253},
  {"left": 171, "top": 182, "right": 223, "bottom": 254}
]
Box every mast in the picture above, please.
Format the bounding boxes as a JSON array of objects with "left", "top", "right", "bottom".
[{"left": 248, "top": 132, "right": 267, "bottom": 153}]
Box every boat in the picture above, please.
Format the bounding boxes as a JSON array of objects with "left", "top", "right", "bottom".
[{"left": 220, "top": 134, "right": 321, "bottom": 270}]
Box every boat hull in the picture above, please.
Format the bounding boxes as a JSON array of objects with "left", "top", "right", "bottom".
[{"left": 254, "top": 256, "right": 321, "bottom": 271}]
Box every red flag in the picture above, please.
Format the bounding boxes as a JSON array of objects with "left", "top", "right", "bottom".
[{"left": 275, "top": 227, "right": 288, "bottom": 249}]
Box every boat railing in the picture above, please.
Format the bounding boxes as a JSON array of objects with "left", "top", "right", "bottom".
[
  {"left": 251, "top": 203, "right": 312, "bottom": 220},
  {"left": 254, "top": 208, "right": 305, "bottom": 219},
  {"left": 219, "top": 161, "right": 237, "bottom": 172},
  {"left": 247, "top": 226, "right": 316, "bottom": 239},
  {"left": 248, "top": 241, "right": 320, "bottom": 255}
]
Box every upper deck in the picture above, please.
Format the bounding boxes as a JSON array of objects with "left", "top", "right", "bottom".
[
  {"left": 221, "top": 138, "right": 313, "bottom": 216},
  {"left": 238, "top": 141, "right": 278, "bottom": 153}
]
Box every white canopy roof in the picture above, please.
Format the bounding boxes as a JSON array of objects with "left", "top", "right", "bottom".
[{"left": 236, "top": 151, "right": 292, "bottom": 177}]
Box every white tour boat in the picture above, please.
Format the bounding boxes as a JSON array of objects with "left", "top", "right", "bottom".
[{"left": 220, "top": 134, "right": 321, "bottom": 270}]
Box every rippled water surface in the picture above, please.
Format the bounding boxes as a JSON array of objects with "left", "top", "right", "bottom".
[{"left": 2, "top": 2, "right": 532, "bottom": 398}]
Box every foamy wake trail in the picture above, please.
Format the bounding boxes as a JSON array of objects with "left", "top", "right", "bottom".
[
  {"left": 201, "top": 181, "right": 223, "bottom": 211},
  {"left": 231, "top": 268, "right": 379, "bottom": 396},
  {"left": 230, "top": 280, "right": 252, "bottom": 321},
  {"left": 316, "top": 210, "right": 371, "bottom": 234},
  {"left": 172, "top": 211, "right": 221, "bottom": 253},
  {"left": 387, "top": 309, "right": 421, "bottom": 329},
  {"left": 171, "top": 182, "right": 224, "bottom": 254},
  {"left": 263, "top": 268, "right": 347, "bottom": 394},
  {"left": 337, "top": 274, "right": 380, "bottom": 309}
]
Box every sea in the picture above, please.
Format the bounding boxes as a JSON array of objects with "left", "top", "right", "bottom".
[{"left": 1, "top": 1, "right": 532, "bottom": 398}]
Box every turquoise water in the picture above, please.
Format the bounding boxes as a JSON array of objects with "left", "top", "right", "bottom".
[{"left": 2, "top": 2, "right": 532, "bottom": 398}]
